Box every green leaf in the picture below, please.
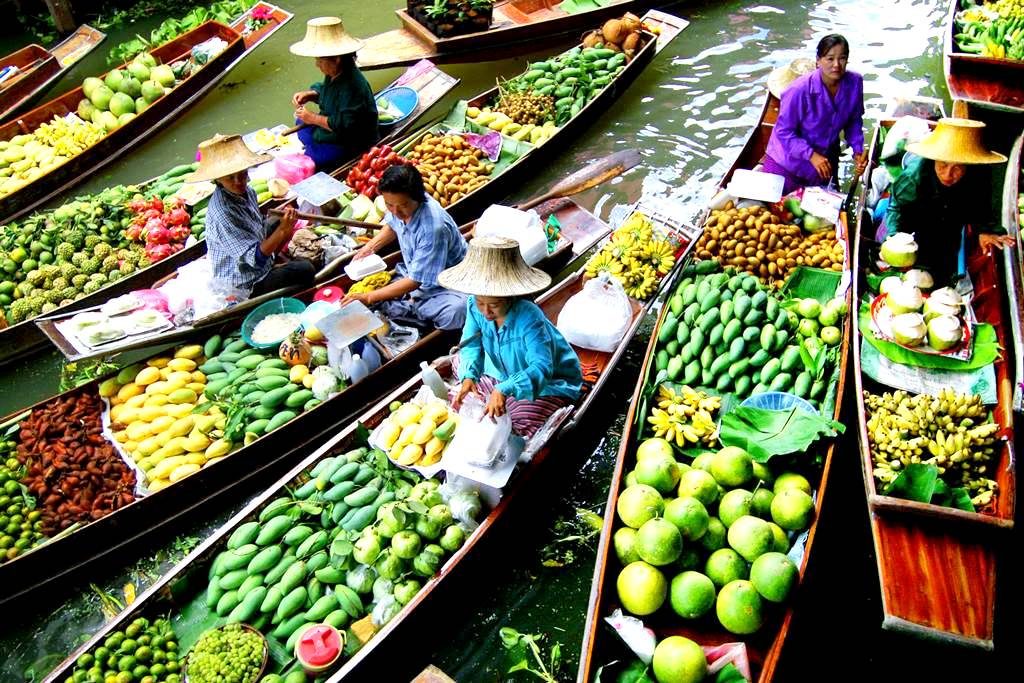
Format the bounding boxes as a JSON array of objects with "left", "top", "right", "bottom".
[
  {"left": 355, "top": 422, "right": 372, "bottom": 446},
  {"left": 330, "top": 538, "right": 353, "bottom": 558},
  {"left": 507, "top": 660, "right": 531, "bottom": 673},
  {"left": 718, "top": 405, "right": 844, "bottom": 463},
  {"left": 550, "top": 642, "right": 561, "bottom": 671},
  {"left": 499, "top": 626, "right": 522, "bottom": 649},
  {"left": 716, "top": 663, "right": 748, "bottom": 683},
  {"left": 883, "top": 463, "right": 938, "bottom": 503}
]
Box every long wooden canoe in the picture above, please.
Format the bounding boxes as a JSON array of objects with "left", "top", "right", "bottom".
[
  {"left": 943, "top": 0, "right": 1024, "bottom": 113},
  {"left": 230, "top": 1, "right": 292, "bottom": 51},
  {"left": 999, "top": 130, "right": 1024, "bottom": 413},
  {"left": 578, "top": 91, "right": 852, "bottom": 682},
  {"left": 850, "top": 109, "right": 1017, "bottom": 650},
  {"left": 0, "top": 198, "right": 610, "bottom": 608},
  {"left": 0, "top": 62, "right": 458, "bottom": 369},
  {"left": 39, "top": 233, "right": 697, "bottom": 681},
  {"left": 357, "top": 0, "right": 651, "bottom": 71},
  {"left": 0, "top": 25, "right": 106, "bottom": 123}
]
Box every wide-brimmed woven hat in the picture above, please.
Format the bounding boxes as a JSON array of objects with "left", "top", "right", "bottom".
[
  {"left": 186, "top": 134, "right": 271, "bottom": 183},
  {"left": 438, "top": 236, "right": 551, "bottom": 297},
  {"left": 290, "top": 17, "right": 364, "bottom": 57},
  {"left": 906, "top": 117, "right": 1007, "bottom": 165},
  {"left": 766, "top": 57, "right": 816, "bottom": 99}
]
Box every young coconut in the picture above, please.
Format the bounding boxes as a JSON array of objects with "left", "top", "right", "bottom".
[
  {"left": 886, "top": 282, "right": 924, "bottom": 315},
  {"left": 903, "top": 268, "right": 934, "bottom": 291},
  {"left": 880, "top": 232, "right": 918, "bottom": 268},
  {"left": 879, "top": 275, "right": 904, "bottom": 296},
  {"left": 891, "top": 312, "right": 927, "bottom": 347},
  {"left": 927, "top": 314, "right": 963, "bottom": 351}
]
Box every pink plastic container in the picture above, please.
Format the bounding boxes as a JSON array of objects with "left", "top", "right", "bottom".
[{"left": 274, "top": 153, "right": 316, "bottom": 184}]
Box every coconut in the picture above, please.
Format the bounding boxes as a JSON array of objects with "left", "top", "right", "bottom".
[
  {"left": 903, "top": 268, "right": 934, "bottom": 290},
  {"left": 892, "top": 313, "right": 927, "bottom": 347},
  {"left": 622, "top": 32, "right": 641, "bottom": 56},
  {"left": 602, "top": 18, "right": 624, "bottom": 44},
  {"left": 880, "top": 232, "right": 918, "bottom": 268},
  {"left": 886, "top": 282, "right": 923, "bottom": 315},
  {"left": 621, "top": 12, "right": 643, "bottom": 32},
  {"left": 582, "top": 30, "right": 602, "bottom": 48},
  {"left": 929, "top": 286, "right": 964, "bottom": 308},
  {"left": 879, "top": 275, "right": 904, "bottom": 295},
  {"left": 927, "top": 315, "right": 963, "bottom": 351}
]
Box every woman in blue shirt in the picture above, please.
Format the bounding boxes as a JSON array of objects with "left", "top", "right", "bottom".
[{"left": 439, "top": 236, "right": 582, "bottom": 437}]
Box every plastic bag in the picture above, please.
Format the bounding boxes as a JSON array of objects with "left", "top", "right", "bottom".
[
  {"left": 443, "top": 392, "right": 511, "bottom": 468},
  {"left": 604, "top": 609, "right": 657, "bottom": 664},
  {"left": 880, "top": 115, "right": 932, "bottom": 160},
  {"left": 557, "top": 272, "right": 632, "bottom": 352},
  {"left": 321, "top": 232, "right": 358, "bottom": 263},
  {"left": 375, "top": 320, "right": 420, "bottom": 357},
  {"left": 439, "top": 476, "right": 483, "bottom": 531},
  {"left": 371, "top": 594, "right": 402, "bottom": 627},
  {"left": 475, "top": 204, "right": 548, "bottom": 265},
  {"left": 274, "top": 153, "right": 315, "bottom": 184}
]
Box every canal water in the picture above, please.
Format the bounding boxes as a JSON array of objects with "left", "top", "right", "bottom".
[{"left": 3, "top": 0, "right": 1013, "bottom": 680}]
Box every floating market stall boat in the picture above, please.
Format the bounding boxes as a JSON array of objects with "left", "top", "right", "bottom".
[
  {"left": 0, "top": 184, "right": 634, "bottom": 608},
  {"left": 356, "top": 0, "right": 658, "bottom": 70},
  {"left": 944, "top": 0, "right": 1024, "bottom": 112},
  {"left": 230, "top": 2, "right": 292, "bottom": 51},
  {"left": 0, "top": 62, "right": 459, "bottom": 368},
  {"left": 850, "top": 111, "right": 1016, "bottom": 650},
  {"left": 999, "top": 130, "right": 1024, "bottom": 412},
  {"left": 0, "top": 8, "right": 296, "bottom": 224},
  {"left": 0, "top": 25, "right": 106, "bottom": 123},
  {"left": 579, "top": 91, "right": 853, "bottom": 682},
  {"left": 38, "top": 215, "right": 700, "bottom": 681}
]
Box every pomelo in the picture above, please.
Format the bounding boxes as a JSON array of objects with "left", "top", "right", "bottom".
[
  {"left": 652, "top": 636, "right": 707, "bottom": 683},
  {"left": 151, "top": 64, "right": 175, "bottom": 88},
  {"left": 691, "top": 452, "right": 714, "bottom": 473},
  {"left": 109, "top": 92, "right": 135, "bottom": 117},
  {"left": 751, "top": 488, "right": 775, "bottom": 519},
  {"left": 104, "top": 68, "right": 124, "bottom": 91},
  {"left": 127, "top": 61, "right": 150, "bottom": 82},
  {"left": 616, "top": 484, "right": 665, "bottom": 529},
  {"left": 704, "top": 548, "right": 748, "bottom": 588},
  {"left": 774, "top": 472, "right": 812, "bottom": 495},
  {"left": 716, "top": 579, "right": 765, "bottom": 634},
  {"left": 698, "top": 517, "right": 726, "bottom": 552},
  {"left": 750, "top": 552, "right": 798, "bottom": 603},
  {"left": 675, "top": 547, "right": 703, "bottom": 572},
  {"left": 635, "top": 517, "right": 683, "bottom": 567},
  {"left": 613, "top": 527, "right": 640, "bottom": 565},
  {"left": 82, "top": 76, "right": 103, "bottom": 99},
  {"left": 718, "top": 489, "right": 753, "bottom": 528},
  {"left": 90, "top": 84, "right": 113, "bottom": 111},
  {"left": 636, "top": 451, "right": 681, "bottom": 495},
  {"left": 726, "top": 515, "right": 772, "bottom": 562},
  {"left": 637, "top": 437, "right": 674, "bottom": 461},
  {"left": 141, "top": 79, "right": 164, "bottom": 104},
  {"left": 118, "top": 76, "right": 142, "bottom": 99},
  {"left": 77, "top": 98, "right": 96, "bottom": 121},
  {"left": 616, "top": 561, "right": 668, "bottom": 616},
  {"left": 767, "top": 522, "right": 790, "bottom": 553},
  {"left": 709, "top": 446, "right": 753, "bottom": 487},
  {"left": 135, "top": 52, "right": 158, "bottom": 68},
  {"left": 771, "top": 488, "right": 814, "bottom": 531},
  {"left": 624, "top": 470, "right": 638, "bottom": 487},
  {"left": 670, "top": 571, "right": 716, "bottom": 619},
  {"left": 677, "top": 469, "right": 719, "bottom": 507},
  {"left": 751, "top": 461, "right": 774, "bottom": 486},
  {"left": 664, "top": 496, "right": 709, "bottom": 541},
  {"left": 117, "top": 113, "right": 136, "bottom": 126},
  {"left": 135, "top": 97, "right": 150, "bottom": 114}
]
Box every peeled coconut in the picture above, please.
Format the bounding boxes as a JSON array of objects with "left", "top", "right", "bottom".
[
  {"left": 923, "top": 287, "right": 964, "bottom": 322},
  {"left": 268, "top": 178, "right": 290, "bottom": 198},
  {"left": 903, "top": 269, "right": 934, "bottom": 291},
  {"left": 880, "top": 232, "right": 918, "bottom": 268},
  {"left": 892, "top": 312, "right": 927, "bottom": 347},
  {"left": 879, "top": 275, "right": 904, "bottom": 295},
  {"left": 887, "top": 282, "right": 924, "bottom": 315},
  {"left": 927, "top": 315, "right": 963, "bottom": 351}
]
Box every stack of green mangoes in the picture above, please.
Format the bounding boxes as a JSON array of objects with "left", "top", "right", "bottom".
[
  {"left": 653, "top": 266, "right": 840, "bottom": 409},
  {"left": 65, "top": 616, "right": 181, "bottom": 683}
]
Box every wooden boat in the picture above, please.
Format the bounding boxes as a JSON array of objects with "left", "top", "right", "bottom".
[
  {"left": 340, "top": 8, "right": 689, "bottom": 225},
  {"left": 39, "top": 238, "right": 698, "bottom": 681},
  {"left": 849, "top": 108, "right": 1017, "bottom": 650},
  {"left": 230, "top": 1, "right": 292, "bottom": 51},
  {"left": 0, "top": 25, "right": 106, "bottom": 122},
  {"left": 999, "top": 130, "right": 1024, "bottom": 412},
  {"left": 578, "top": 91, "right": 852, "bottom": 681},
  {"left": 0, "top": 197, "right": 612, "bottom": 609},
  {"left": 356, "top": 0, "right": 653, "bottom": 71},
  {"left": 0, "top": 62, "right": 459, "bottom": 369},
  {"left": 943, "top": 0, "right": 1024, "bottom": 112}
]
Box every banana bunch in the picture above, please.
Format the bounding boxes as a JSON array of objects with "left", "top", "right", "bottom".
[
  {"left": 349, "top": 271, "right": 392, "bottom": 294},
  {"left": 864, "top": 388, "right": 999, "bottom": 508},
  {"left": 582, "top": 212, "right": 676, "bottom": 300},
  {"left": 646, "top": 384, "right": 720, "bottom": 447}
]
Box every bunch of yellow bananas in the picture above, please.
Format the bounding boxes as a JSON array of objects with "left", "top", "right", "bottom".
[
  {"left": 582, "top": 212, "right": 676, "bottom": 300},
  {"left": 349, "top": 271, "right": 392, "bottom": 294},
  {"left": 646, "top": 385, "right": 720, "bottom": 447}
]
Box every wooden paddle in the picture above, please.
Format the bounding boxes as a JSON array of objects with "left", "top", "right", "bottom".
[
  {"left": 269, "top": 208, "right": 382, "bottom": 232},
  {"left": 312, "top": 148, "right": 643, "bottom": 283}
]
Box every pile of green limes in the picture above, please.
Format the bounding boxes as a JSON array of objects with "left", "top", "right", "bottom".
[
  {"left": 66, "top": 616, "right": 180, "bottom": 683},
  {"left": 0, "top": 438, "right": 48, "bottom": 563}
]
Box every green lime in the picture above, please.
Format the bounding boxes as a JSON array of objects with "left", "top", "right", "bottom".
[
  {"left": 38, "top": 250, "right": 54, "bottom": 264},
  {"left": 9, "top": 247, "right": 26, "bottom": 264}
]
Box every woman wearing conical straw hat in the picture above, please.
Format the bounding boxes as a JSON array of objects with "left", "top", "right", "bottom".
[
  {"left": 882, "top": 117, "right": 1012, "bottom": 284},
  {"left": 290, "top": 17, "right": 378, "bottom": 171},
  {"left": 188, "top": 134, "right": 314, "bottom": 296},
  {"left": 439, "top": 236, "right": 583, "bottom": 438}
]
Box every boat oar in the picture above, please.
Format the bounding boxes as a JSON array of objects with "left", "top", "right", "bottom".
[
  {"left": 268, "top": 208, "right": 382, "bottom": 232},
  {"left": 514, "top": 148, "right": 643, "bottom": 212}
]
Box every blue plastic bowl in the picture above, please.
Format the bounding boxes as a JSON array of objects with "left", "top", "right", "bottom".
[
  {"left": 740, "top": 391, "right": 819, "bottom": 415},
  {"left": 376, "top": 86, "right": 419, "bottom": 127},
  {"left": 241, "top": 297, "right": 307, "bottom": 349}
]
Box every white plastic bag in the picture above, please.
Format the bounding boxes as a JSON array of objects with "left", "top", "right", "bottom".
[
  {"left": 475, "top": 204, "right": 548, "bottom": 265},
  {"left": 557, "top": 271, "right": 632, "bottom": 352},
  {"left": 443, "top": 392, "right": 511, "bottom": 468},
  {"left": 880, "top": 115, "right": 932, "bottom": 160}
]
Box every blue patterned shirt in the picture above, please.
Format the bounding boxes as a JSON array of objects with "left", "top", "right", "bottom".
[
  {"left": 385, "top": 195, "right": 467, "bottom": 298},
  {"left": 205, "top": 185, "right": 271, "bottom": 293},
  {"left": 458, "top": 297, "right": 582, "bottom": 402}
]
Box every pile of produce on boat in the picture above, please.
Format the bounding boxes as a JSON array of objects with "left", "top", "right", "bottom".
[
  {"left": 65, "top": 616, "right": 181, "bottom": 683},
  {"left": 954, "top": 0, "right": 1024, "bottom": 59},
  {"left": 581, "top": 12, "right": 658, "bottom": 60},
  {"left": 344, "top": 144, "right": 411, "bottom": 199},
  {"left": 377, "top": 397, "right": 458, "bottom": 467},
  {"left": 693, "top": 201, "right": 845, "bottom": 284},
  {"left": 107, "top": 0, "right": 259, "bottom": 63},
  {"left": 0, "top": 436, "right": 48, "bottom": 562},
  {"left": 404, "top": 132, "right": 494, "bottom": 208},
  {"left": 584, "top": 211, "right": 678, "bottom": 300}
]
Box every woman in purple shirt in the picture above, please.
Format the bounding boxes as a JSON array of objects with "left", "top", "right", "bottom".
[{"left": 763, "top": 34, "right": 867, "bottom": 193}]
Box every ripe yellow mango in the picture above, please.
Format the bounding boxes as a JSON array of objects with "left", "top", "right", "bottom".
[
  {"left": 135, "top": 366, "right": 162, "bottom": 386},
  {"left": 168, "top": 358, "right": 197, "bottom": 372},
  {"left": 398, "top": 443, "right": 423, "bottom": 466},
  {"left": 146, "top": 357, "right": 171, "bottom": 369},
  {"left": 411, "top": 421, "right": 434, "bottom": 446},
  {"left": 174, "top": 344, "right": 203, "bottom": 360},
  {"left": 169, "top": 463, "right": 201, "bottom": 482},
  {"left": 138, "top": 405, "right": 166, "bottom": 422},
  {"left": 143, "top": 394, "right": 169, "bottom": 407},
  {"left": 394, "top": 403, "right": 422, "bottom": 428},
  {"left": 126, "top": 394, "right": 149, "bottom": 408},
  {"left": 117, "top": 383, "right": 143, "bottom": 401}
]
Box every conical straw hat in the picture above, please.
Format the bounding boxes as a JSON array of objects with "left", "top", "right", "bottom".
[
  {"left": 438, "top": 236, "right": 551, "bottom": 297},
  {"left": 290, "top": 17, "right": 364, "bottom": 57},
  {"left": 906, "top": 117, "right": 1007, "bottom": 165},
  {"left": 186, "top": 134, "right": 271, "bottom": 183},
  {"left": 767, "top": 57, "right": 816, "bottom": 99}
]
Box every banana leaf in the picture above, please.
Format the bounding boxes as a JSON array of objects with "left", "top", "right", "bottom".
[
  {"left": 718, "top": 405, "right": 844, "bottom": 463},
  {"left": 882, "top": 462, "right": 974, "bottom": 511}
]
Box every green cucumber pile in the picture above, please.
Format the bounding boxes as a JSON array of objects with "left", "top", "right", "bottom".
[{"left": 507, "top": 46, "right": 628, "bottom": 124}]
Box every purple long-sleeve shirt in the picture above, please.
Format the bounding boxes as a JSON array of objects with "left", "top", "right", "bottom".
[{"left": 765, "top": 69, "right": 864, "bottom": 189}]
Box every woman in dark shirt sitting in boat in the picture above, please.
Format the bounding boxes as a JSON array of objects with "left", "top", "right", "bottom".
[{"left": 290, "top": 17, "right": 379, "bottom": 171}]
